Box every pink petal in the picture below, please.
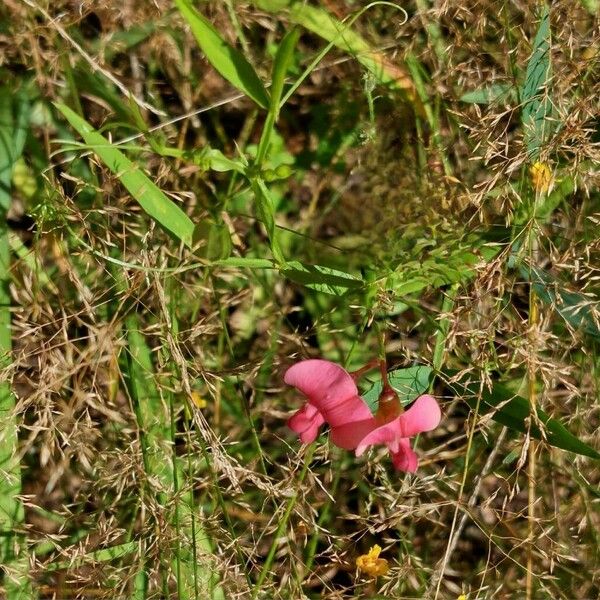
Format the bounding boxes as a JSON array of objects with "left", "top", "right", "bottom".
[
  {"left": 391, "top": 439, "right": 419, "bottom": 473},
  {"left": 330, "top": 418, "right": 378, "bottom": 450},
  {"left": 284, "top": 360, "right": 372, "bottom": 426},
  {"left": 287, "top": 403, "right": 325, "bottom": 444},
  {"left": 355, "top": 418, "right": 402, "bottom": 457},
  {"left": 398, "top": 394, "right": 441, "bottom": 437}
]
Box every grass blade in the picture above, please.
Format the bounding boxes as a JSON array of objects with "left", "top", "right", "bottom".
[
  {"left": 121, "top": 276, "right": 222, "bottom": 598},
  {"left": 174, "top": 0, "right": 270, "bottom": 109},
  {"left": 55, "top": 103, "right": 195, "bottom": 247},
  {"left": 521, "top": 3, "right": 552, "bottom": 159},
  {"left": 255, "top": 27, "right": 300, "bottom": 165},
  {"left": 0, "top": 86, "right": 35, "bottom": 599},
  {"left": 251, "top": 178, "right": 286, "bottom": 264},
  {"left": 447, "top": 372, "right": 600, "bottom": 460},
  {"left": 254, "top": 0, "right": 420, "bottom": 108}
]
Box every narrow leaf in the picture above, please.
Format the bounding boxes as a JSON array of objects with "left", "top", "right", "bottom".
[
  {"left": 0, "top": 85, "right": 35, "bottom": 599},
  {"left": 253, "top": 0, "right": 419, "bottom": 107},
  {"left": 460, "top": 83, "right": 515, "bottom": 105},
  {"left": 521, "top": 4, "right": 552, "bottom": 159},
  {"left": 175, "top": 0, "right": 270, "bottom": 109},
  {"left": 251, "top": 178, "right": 286, "bottom": 264},
  {"left": 46, "top": 541, "right": 139, "bottom": 572},
  {"left": 447, "top": 372, "right": 600, "bottom": 460},
  {"left": 282, "top": 261, "right": 363, "bottom": 296},
  {"left": 271, "top": 28, "right": 300, "bottom": 113},
  {"left": 522, "top": 265, "right": 600, "bottom": 339},
  {"left": 255, "top": 28, "right": 300, "bottom": 165},
  {"left": 55, "top": 103, "right": 195, "bottom": 247}
]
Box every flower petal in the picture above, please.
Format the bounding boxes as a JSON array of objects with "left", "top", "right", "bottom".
[
  {"left": 399, "top": 394, "right": 441, "bottom": 437},
  {"left": 284, "top": 359, "right": 372, "bottom": 426},
  {"left": 330, "top": 418, "right": 378, "bottom": 450},
  {"left": 287, "top": 403, "right": 325, "bottom": 444},
  {"left": 355, "top": 418, "right": 402, "bottom": 457},
  {"left": 391, "top": 438, "right": 419, "bottom": 473}
]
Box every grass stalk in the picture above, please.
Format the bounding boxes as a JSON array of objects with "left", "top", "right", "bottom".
[
  {"left": 0, "top": 87, "right": 34, "bottom": 599},
  {"left": 251, "top": 443, "right": 316, "bottom": 599}
]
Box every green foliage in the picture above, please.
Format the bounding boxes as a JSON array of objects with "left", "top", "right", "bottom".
[
  {"left": 523, "top": 265, "right": 600, "bottom": 340},
  {"left": 174, "top": 0, "right": 270, "bottom": 109},
  {"left": 362, "top": 366, "right": 432, "bottom": 413},
  {"left": 521, "top": 3, "right": 552, "bottom": 159},
  {"left": 460, "top": 83, "right": 515, "bottom": 105},
  {"left": 3, "top": 1, "right": 599, "bottom": 597},
  {"left": 282, "top": 261, "right": 363, "bottom": 296},
  {"left": 56, "top": 103, "right": 195, "bottom": 247},
  {"left": 447, "top": 372, "right": 600, "bottom": 460},
  {"left": 0, "top": 85, "right": 35, "bottom": 599}
]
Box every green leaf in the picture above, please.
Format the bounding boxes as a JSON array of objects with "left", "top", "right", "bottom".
[
  {"left": 174, "top": 0, "right": 270, "bottom": 109},
  {"left": 251, "top": 178, "right": 286, "bottom": 264},
  {"left": 521, "top": 265, "right": 600, "bottom": 339},
  {"left": 45, "top": 541, "right": 139, "bottom": 572},
  {"left": 362, "top": 366, "right": 432, "bottom": 413},
  {"left": 282, "top": 261, "right": 363, "bottom": 296},
  {"left": 253, "top": 0, "right": 419, "bottom": 106},
  {"left": 0, "top": 88, "right": 29, "bottom": 211},
  {"left": 460, "top": 83, "right": 515, "bottom": 105},
  {"left": 0, "top": 85, "right": 35, "bottom": 599},
  {"left": 193, "top": 218, "right": 232, "bottom": 261},
  {"left": 447, "top": 372, "right": 600, "bottom": 460},
  {"left": 55, "top": 103, "right": 195, "bottom": 247},
  {"left": 255, "top": 27, "right": 300, "bottom": 165},
  {"left": 521, "top": 3, "right": 552, "bottom": 159},
  {"left": 213, "top": 257, "right": 274, "bottom": 269},
  {"left": 387, "top": 236, "right": 502, "bottom": 298},
  {"left": 271, "top": 28, "right": 300, "bottom": 114}
]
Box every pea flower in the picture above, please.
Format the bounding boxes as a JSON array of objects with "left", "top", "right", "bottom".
[
  {"left": 285, "top": 359, "right": 441, "bottom": 473},
  {"left": 356, "top": 544, "right": 389, "bottom": 577},
  {"left": 284, "top": 359, "right": 373, "bottom": 444}
]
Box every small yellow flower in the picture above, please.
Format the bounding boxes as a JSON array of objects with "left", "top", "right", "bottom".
[
  {"left": 356, "top": 544, "right": 389, "bottom": 577},
  {"left": 190, "top": 391, "right": 207, "bottom": 409},
  {"left": 529, "top": 161, "right": 552, "bottom": 194},
  {"left": 457, "top": 595, "right": 468, "bottom": 600}
]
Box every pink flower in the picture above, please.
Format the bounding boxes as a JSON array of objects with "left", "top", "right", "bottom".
[
  {"left": 285, "top": 359, "right": 441, "bottom": 473},
  {"left": 284, "top": 359, "right": 373, "bottom": 444},
  {"left": 331, "top": 394, "right": 441, "bottom": 473}
]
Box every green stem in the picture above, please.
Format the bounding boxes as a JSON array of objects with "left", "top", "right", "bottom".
[
  {"left": 0, "top": 87, "right": 34, "bottom": 599},
  {"left": 251, "top": 444, "right": 316, "bottom": 598}
]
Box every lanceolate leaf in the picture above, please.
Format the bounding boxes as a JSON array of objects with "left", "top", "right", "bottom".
[
  {"left": 56, "top": 103, "right": 195, "bottom": 247},
  {"left": 460, "top": 83, "right": 515, "bottom": 105},
  {"left": 282, "top": 261, "right": 363, "bottom": 296},
  {"left": 521, "top": 265, "right": 600, "bottom": 339},
  {"left": 521, "top": 3, "right": 552, "bottom": 159},
  {"left": 255, "top": 28, "right": 300, "bottom": 164},
  {"left": 253, "top": 0, "right": 419, "bottom": 106},
  {"left": 174, "top": 0, "right": 270, "bottom": 109},
  {"left": 446, "top": 371, "right": 600, "bottom": 460},
  {"left": 251, "top": 178, "right": 286, "bottom": 264}
]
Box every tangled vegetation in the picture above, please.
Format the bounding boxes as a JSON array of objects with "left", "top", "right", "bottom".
[{"left": 0, "top": 0, "right": 599, "bottom": 598}]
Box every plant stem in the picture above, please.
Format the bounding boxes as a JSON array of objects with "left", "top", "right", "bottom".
[{"left": 251, "top": 444, "right": 316, "bottom": 598}]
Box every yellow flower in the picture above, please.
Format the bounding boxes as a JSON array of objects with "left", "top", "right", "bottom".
[
  {"left": 190, "top": 391, "right": 207, "bottom": 409},
  {"left": 529, "top": 162, "right": 552, "bottom": 194},
  {"left": 356, "top": 544, "right": 389, "bottom": 577},
  {"left": 457, "top": 595, "right": 468, "bottom": 600}
]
